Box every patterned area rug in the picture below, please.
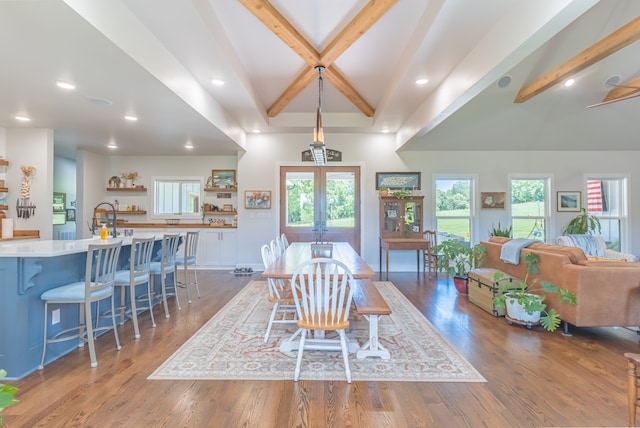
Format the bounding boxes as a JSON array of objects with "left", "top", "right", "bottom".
[{"left": 149, "top": 281, "right": 485, "bottom": 382}]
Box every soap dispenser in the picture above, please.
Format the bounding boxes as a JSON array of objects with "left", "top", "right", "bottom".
[{"left": 100, "top": 224, "right": 108, "bottom": 240}]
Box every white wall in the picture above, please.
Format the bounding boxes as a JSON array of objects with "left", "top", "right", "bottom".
[{"left": 6, "top": 128, "right": 54, "bottom": 239}]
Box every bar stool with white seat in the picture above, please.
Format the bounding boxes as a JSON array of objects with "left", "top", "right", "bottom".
[
  {"left": 175, "top": 230, "right": 200, "bottom": 304},
  {"left": 113, "top": 236, "right": 155, "bottom": 339},
  {"left": 149, "top": 234, "right": 181, "bottom": 318},
  {"left": 39, "top": 241, "right": 123, "bottom": 369}
]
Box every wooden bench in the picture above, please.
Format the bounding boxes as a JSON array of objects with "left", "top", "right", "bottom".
[{"left": 351, "top": 279, "right": 392, "bottom": 360}]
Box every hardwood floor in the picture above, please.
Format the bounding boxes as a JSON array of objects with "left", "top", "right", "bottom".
[{"left": 3, "top": 270, "right": 636, "bottom": 427}]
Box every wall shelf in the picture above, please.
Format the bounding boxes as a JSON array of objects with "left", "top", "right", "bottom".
[
  {"left": 0, "top": 205, "right": 7, "bottom": 211},
  {"left": 205, "top": 187, "right": 237, "bottom": 192},
  {"left": 0, "top": 160, "right": 9, "bottom": 167},
  {"left": 0, "top": 187, "right": 8, "bottom": 193},
  {"left": 204, "top": 211, "right": 236, "bottom": 216},
  {"left": 106, "top": 187, "right": 147, "bottom": 192},
  {"left": 116, "top": 210, "right": 147, "bottom": 215}
]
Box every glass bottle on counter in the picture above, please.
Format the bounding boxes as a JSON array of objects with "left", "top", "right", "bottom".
[{"left": 100, "top": 224, "right": 108, "bottom": 240}]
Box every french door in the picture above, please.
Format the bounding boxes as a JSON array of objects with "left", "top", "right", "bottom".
[{"left": 280, "top": 166, "right": 361, "bottom": 253}]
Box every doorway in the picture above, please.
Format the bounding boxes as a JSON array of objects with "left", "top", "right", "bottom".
[{"left": 280, "top": 166, "right": 361, "bottom": 253}]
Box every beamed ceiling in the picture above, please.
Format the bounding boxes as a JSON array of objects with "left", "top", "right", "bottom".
[{"left": 2, "top": 0, "right": 640, "bottom": 157}]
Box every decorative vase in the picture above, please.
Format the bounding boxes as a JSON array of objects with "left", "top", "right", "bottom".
[
  {"left": 125, "top": 178, "right": 133, "bottom": 188},
  {"left": 453, "top": 276, "right": 469, "bottom": 294}
]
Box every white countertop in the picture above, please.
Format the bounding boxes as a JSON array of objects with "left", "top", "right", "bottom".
[{"left": 0, "top": 232, "right": 162, "bottom": 257}]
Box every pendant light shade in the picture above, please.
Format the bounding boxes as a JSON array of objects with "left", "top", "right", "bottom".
[{"left": 310, "top": 66, "right": 327, "bottom": 166}]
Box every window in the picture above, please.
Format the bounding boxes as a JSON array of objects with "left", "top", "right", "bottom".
[
  {"left": 153, "top": 177, "right": 202, "bottom": 217},
  {"left": 434, "top": 178, "right": 473, "bottom": 244},
  {"left": 585, "top": 177, "right": 628, "bottom": 251},
  {"left": 510, "top": 178, "right": 549, "bottom": 241}
]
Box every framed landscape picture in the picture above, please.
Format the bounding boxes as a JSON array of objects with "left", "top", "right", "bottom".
[
  {"left": 212, "top": 169, "right": 236, "bottom": 188},
  {"left": 245, "top": 190, "right": 271, "bottom": 209},
  {"left": 557, "top": 191, "right": 581, "bottom": 212},
  {"left": 375, "top": 172, "right": 421, "bottom": 190}
]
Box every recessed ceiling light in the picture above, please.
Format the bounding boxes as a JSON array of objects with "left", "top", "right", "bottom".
[
  {"left": 564, "top": 78, "right": 575, "bottom": 87},
  {"left": 252, "top": 129, "right": 261, "bottom": 134},
  {"left": 415, "top": 78, "right": 429, "bottom": 85},
  {"left": 211, "top": 78, "right": 225, "bottom": 86},
  {"left": 14, "top": 115, "right": 31, "bottom": 122},
  {"left": 381, "top": 129, "right": 390, "bottom": 134},
  {"left": 56, "top": 80, "right": 76, "bottom": 90},
  {"left": 124, "top": 115, "right": 138, "bottom": 122},
  {"left": 107, "top": 141, "right": 118, "bottom": 149},
  {"left": 184, "top": 141, "right": 194, "bottom": 149}
]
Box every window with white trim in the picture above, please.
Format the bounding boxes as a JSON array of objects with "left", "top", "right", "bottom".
[
  {"left": 510, "top": 177, "right": 549, "bottom": 241},
  {"left": 152, "top": 177, "right": 202, "bottom": 217},
  {"left": 585, "top": 176, "right": 628, "bottom": 251},
  {"left": 434, "top": 178, "right": 473, "bottom": 244}
]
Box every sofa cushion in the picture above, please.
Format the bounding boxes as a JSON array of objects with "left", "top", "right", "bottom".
[{"left": 528, "top": 243, "right": 587, "bottom": 264}]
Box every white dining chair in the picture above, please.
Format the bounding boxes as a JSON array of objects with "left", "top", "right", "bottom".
[
  {"left": 261, "top": 244, "right": 297, "bottom": 342},
  {"left": 290, "top": 257, "right": 355, "bottom": 383},
  {"left": 280, "top": 233, "right": 290, "bottom": 250},
  {"left": 270, "top": 239, "right": 282, "bottom": 258},
  {"left": 39, "top": 241, "right": 123, "bottom": 369}
]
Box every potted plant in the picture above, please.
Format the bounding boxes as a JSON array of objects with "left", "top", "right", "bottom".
[
  {"left": 493, "top": 252, "right": 577, "bottom": 331},
  {"left": 490, "top": 222, "right": 512, "bottom": 237},
  {"left": 0, "top": 369, "right": 18, "bottom": 425},
  {"left": 563, "top": 207, "right": 601, "bottom": 235},
  {"left": 378, "top": 187, "right": 389, "bottom": 197},
  {"left": 391, "top": 189, "right": 411, "bottom": 199},
  {"left": 433, "top": 239, "right": 486, "bottom": 294},
  {"left": 121, "top": 171, "right": 140, "bottom": 188}
]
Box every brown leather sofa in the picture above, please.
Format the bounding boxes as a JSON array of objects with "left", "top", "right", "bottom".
[{"left": 482, "top": 237, "right": 640, "bottom": 333}]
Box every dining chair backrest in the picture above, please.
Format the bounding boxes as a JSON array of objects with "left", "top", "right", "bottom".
[
  {"left": 261, "top": 244, "right": 284, "bottom": 299},
  {"left": 270, "top": 239, "right": 281, "bottom": 258},
  {"left": 130, "top": 236, "right": 155, "bottom": 281},
  {"left": 88, "top": 241, "right": 122, "bottom": 297},
  {"left": 280, "top": 233, "right": 289, "bottom": 250},
  {"left": 182, "top": 231, "right": 199, "bottom": 262},
  {"left": 423, "top": 230, "right": 437, "bottom": 249},
  {"left": 290, "top": 258, "right": 354, "bottom": 327},
  {"left": 160, "top": 234, "right": 181, "bottom": 269}
]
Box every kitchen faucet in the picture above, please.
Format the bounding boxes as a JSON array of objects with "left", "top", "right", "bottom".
[{"left": 92, "top": 202, "right": 118, "bottom": 238}]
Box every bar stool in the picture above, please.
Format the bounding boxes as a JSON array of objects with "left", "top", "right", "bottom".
[
  {"left": 175, "top": 231, "right": 200, "bottom": 304},
  {"left": 150, "top": 234, "right": 181, "bottom": 318},
  {"left": 113, "top": 236, "right": 155, "bottom": 339},
  {"left": 625, "top": 352, "right": 640, "bottom": 426},
  {"left": 39, "top": 241, "right": 123, "bottom": 369}
]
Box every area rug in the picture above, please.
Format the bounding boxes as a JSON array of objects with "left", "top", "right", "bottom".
[{"left": 149, "top": 281, "right": 485, "bottom": 382}]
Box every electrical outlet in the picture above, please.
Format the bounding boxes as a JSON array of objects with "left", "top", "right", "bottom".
[{"left": 52, "top": 308, "right": 60, "bottom": 325}]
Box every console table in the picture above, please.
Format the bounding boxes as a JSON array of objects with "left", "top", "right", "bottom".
[{"left": 379, "top": 237, "right": 430, "bottom": 279}]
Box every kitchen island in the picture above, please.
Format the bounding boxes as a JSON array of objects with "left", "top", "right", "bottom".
[{"left": 0, "top": 233, "right": 163, "bottom": 380}]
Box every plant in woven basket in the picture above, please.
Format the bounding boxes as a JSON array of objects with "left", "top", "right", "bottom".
[{"left": 493, "top": 252, "right": 577, "bottom": 331}]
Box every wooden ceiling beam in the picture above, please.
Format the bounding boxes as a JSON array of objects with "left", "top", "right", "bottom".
[
  {"left": 241, "top": 0, "right": 395, "bottom": 117},
  {"left": 267, "top": 68, "right": 317, "bottom": 117},
  {"left": 321, "top": 0, "right": 398, "bottom": 66},
  {"left": 515, "top": 16, "right": 640, "bottom": 103},
  {"left": 238, "top": 0, "right": 319, "bottom": 64},
  {"left": 602, "top": 76, "right": 640, "bottom": 102},
  {"left": 324, "top": 67, "right": 375, "bottom": 117}
]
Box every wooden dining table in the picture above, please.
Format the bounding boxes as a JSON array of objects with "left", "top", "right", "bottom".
[
  {"left": 261, "top": 242, "right": 390, "bottom": 359},
  {"left": 261, "top": 241, "right": 376, "bottom": 280}
]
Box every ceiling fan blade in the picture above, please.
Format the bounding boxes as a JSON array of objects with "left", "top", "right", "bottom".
[{"left": 587, "top": 91, "right": 640, "bottom": 108}]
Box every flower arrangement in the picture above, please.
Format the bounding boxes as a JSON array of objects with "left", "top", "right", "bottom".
[
  {"left": 20, "top": 165, "right": 36, "bottom": 199},
  {"left": 121, "top": 171, "right": 139, "bottom": 181}
]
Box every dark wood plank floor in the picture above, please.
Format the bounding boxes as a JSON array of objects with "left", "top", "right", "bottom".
[{"left": 3, "top": 270, "right": 636, "bottom": 427}]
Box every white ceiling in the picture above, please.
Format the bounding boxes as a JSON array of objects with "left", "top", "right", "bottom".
[{"left": 2, "top": 0, "right": 640, "bottom": 158}]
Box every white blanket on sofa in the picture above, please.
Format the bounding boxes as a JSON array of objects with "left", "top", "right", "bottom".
[
  {"left": 500, "top": 238, "right": 537, "bottom": 265},
  {"left": 567, "top": 234, "right": 604, "bottom": 257}
]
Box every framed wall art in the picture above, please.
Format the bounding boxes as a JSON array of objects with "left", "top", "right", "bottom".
[
  {"left": 375, "top": 172, "right": 421, "bottom": 190},
  {"left": 480, "top": 192, "right": 506, "bottom": 209},
  {"left": 66, "top": 208, "right": 76, "bottom": 222},
  {"left": 212, "top": 169, "right": 236, "bottom": 188},
  {"left": 245, "top": 190, "right": 271, "bottom": 209},
  {"left": 557, "top": 191, "right": 581, "bottom": 212}
]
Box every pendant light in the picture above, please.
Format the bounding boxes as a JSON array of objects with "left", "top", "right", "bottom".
[{"left": 310, "top": 66, "right": 327, "bottom": 166}]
